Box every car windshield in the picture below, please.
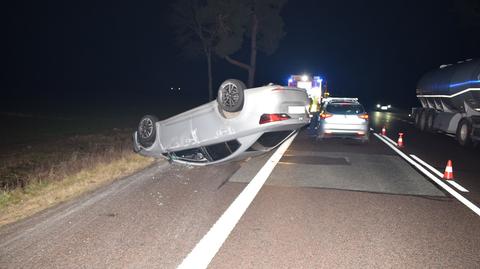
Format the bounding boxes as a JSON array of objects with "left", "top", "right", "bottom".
[{"left": 326, "top": 103, "right": 365, "bottom": 115}]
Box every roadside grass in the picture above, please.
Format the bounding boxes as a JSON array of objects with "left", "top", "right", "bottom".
[
  {"left": 0, "top": 153, "right": 154, "bottom": 226},
  {"left": 0, "top": 123, "right": 156, "bottom": 227}
]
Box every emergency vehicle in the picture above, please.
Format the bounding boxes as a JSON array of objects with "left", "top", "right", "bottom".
[{"left": 288, "top": 74, "right": 326, "bottom": 112}]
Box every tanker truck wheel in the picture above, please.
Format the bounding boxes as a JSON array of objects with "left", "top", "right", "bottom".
[
  {"left": 425, "top": 110, "right": 436, "bottom": 132},
  {"left": 414, "top": 110, "right": 422, "bottom": 128},
  {"left": 456, "top": 119, "right": 472, "bottom": 147},
  {"left": 418, "top": 110, "right": 428, "bottom": 132}
]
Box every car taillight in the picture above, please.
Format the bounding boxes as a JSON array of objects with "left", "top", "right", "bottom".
[
  {"left": 358, "top": 113, "right": 369, "bottom": 120},
  {"left": 259, "top": 113, "right": 291, "bottom": 124},
  {"left": 319, "top": 113, "right": 333, "bottom": 119}
]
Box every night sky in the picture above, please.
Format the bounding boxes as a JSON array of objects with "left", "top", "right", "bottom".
[{"left": 2, "top": 0, "right": 480, "bottom": 116}]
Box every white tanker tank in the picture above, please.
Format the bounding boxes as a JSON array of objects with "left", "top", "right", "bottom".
[{"left": 413, "top": 58, "right": 480, "bottom": 146}]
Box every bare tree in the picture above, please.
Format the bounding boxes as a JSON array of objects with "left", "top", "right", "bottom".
[
  {"left": 170, "top": 0, "right": 288, "bottom": 96},
  {"left": 215, "top": 0, "right": 288, "bottom": 87},
  {"left": 170, "top": 0, "right": 220, "bottom": 100}
]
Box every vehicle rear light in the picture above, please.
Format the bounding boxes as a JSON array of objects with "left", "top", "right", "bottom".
[
  {"left": 358, "top": 113, "right": 369, "bottom": 120},
  {"left": 319, "top": 113, "right": 333, "bottom": 119},
  {"left": 259, "top": 113, "right": 291, "bottom": 124}
]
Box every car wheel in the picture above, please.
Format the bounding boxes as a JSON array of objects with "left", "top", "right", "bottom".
[
  {"left": 217, "top": 79, "right": 246, "bottom": 113},
  {"left": 456, "top": 118, "right": 472, "bottom": 147},
  {"left": 138, "top": 115, "right": 158, "bottom": 147}
]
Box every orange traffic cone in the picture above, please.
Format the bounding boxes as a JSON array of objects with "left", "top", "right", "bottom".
[
  {"left": 397, "top": 133, "right": 404, "bottom": 148},
  {"left": 381, "top": 126, "right": 386, "bottom": 136},
  {"left": 443, "top": 160, "right": 454, "bottom": 180}
]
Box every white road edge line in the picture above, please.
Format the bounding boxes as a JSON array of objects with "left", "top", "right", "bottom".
[
  {"left": 410, "top": 154, "right": 469, "bottom": 193},
  {"left": 177, "top": 132, "right": 298, "bottom": 269},
  {"left": 373, "top": 133, "right": 480, "bottom": 217}
]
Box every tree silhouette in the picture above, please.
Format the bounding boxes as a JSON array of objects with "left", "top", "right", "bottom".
[
  {"left": 170, "top": 0, "right": 220, "bottom": 100},
  {"left": 171, "top": 0, "right": 287, "bottom": 97},
  {"left": 214, "top": 0, "right": 288, "bottom": 87}
]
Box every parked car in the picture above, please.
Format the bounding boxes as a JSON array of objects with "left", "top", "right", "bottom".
[
  {"left": 133, "top": 79, "right": 310, "bottom": 165},
  {"left": 316, "top": 98, "right": 369, "bottom": 143}
]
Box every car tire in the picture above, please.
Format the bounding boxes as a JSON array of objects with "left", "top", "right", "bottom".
[
  {"left": 217, "top": 79, "right": 246, "bottom": 113},
  {"left": 456, "top": 118, "right": 472, "bottom": 147},
  {"left": 137, "top": 115, "right": 158, "bottom": 147}
]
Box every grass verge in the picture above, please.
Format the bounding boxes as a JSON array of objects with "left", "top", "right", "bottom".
[
  {"left": 0, "top": 127, "right": 156, "bottom": 227},
  {"left": 0, "top": 153, "right": 154, "bottom": 227}
]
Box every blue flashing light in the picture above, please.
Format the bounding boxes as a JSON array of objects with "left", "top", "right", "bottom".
[
  {"left": 449, "top": 80, "right": 480, "bottom": 88},
  {"left": 288, "top": 78, "right": 293, "bottom": 83}
]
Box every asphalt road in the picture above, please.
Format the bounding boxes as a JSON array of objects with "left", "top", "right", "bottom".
[{"left": 1, "top": 111, "right": 480, "bottom": 268}]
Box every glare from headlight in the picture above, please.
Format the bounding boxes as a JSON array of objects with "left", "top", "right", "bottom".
[{"left": 376, "top": 104, "right": 381, "bottom": 108}]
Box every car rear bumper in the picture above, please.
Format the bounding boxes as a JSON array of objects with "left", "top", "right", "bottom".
[{"left": 318, "top": 123, "right": 369, "bottom": 139}]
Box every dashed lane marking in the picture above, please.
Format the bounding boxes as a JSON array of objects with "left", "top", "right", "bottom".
[
  {"left": 410, "top": 154, "right": 469, "bottom": 193},
  {"left": 447, "top": 180, "right": 470, "bottom": 193},
  {"left": 409, "top": 154, "right": 443, "bottom": 177},
  {"left": 381, "top": 134, "right": 398, "bottom": 146}
]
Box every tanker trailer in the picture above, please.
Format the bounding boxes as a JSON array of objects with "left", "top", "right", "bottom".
[{"left": 412, "top": 58, "right": 480, "bottom": 146}]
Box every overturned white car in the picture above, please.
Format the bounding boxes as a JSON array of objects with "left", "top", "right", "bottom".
[{"left": 133, "top": 79, "right": 310, "bottom": 165}]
